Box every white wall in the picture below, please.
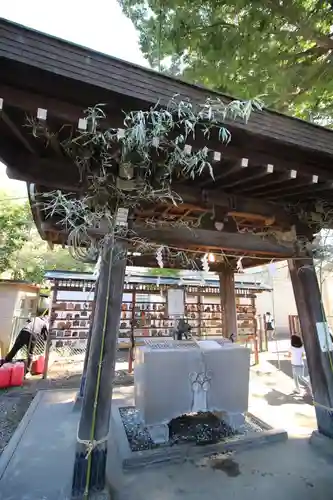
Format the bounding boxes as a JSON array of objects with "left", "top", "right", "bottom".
[
  {"left": 320, "top": 275, "right": 333, "bottom": 326},
  {"left": 246, "top": 261, "right": 298, "bottom": 337},
  {"left": 0, "top": 286, "right": 18, "bottom": 351},
  {"left": 0, "top": 286, "right": 39, "bottom": 353}
]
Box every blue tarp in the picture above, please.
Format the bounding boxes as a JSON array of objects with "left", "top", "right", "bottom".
[{"left": 44, "top": 270, "right": 271, "bottom": 291}]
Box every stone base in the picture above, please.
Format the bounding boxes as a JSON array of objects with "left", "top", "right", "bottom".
[
  {"left": 147, "top": 423, "right": 170, "bottom": 444},
  {"left": 310, "top": 430, "right": 333, "bottom": 458},
  {"left": 72, "top": 490, "right": 110, "bottom": 500},
  {"left": 214, "top": 411, "right": 245, "bottom": 431},
  {"left": 111, "top": 402, "right": 288, "bottom": 471},
  {"left": 72, "top": 392, "right": 83, "bottom": 413}
]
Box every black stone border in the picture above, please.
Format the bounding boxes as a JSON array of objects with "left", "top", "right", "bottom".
[
  {"left": 309, "top": 430, "right": 333, "bottom": 459},
  {"left": 111, "top": 402, "right": 288, "bottom": 470}
]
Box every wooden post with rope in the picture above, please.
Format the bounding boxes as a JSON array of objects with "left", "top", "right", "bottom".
[
  {"left": 77, "top": 279, "right": 100, "bottom": 403},
  {"left": 43, "top": 282, "right": 58, "bottom": 379},
  {"left": 72, "top": 238, "right": 127, "bottom": 499},
  {"left": 288, "top": 257, "right": 333, "bottom": 438}
]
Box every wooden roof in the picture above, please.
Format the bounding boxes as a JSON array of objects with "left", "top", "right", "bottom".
[
  {"left": 44, "top": 270, "right": 271, "bottom": 292},
  {"left": 0, "top": 279, "right": 40, "bottom": 291},
  {"left": 1, "top": 18, "right": 333, "bottom": 160},
  {"left": 1, "top": 18, "right": 332, "bottom": 269}
]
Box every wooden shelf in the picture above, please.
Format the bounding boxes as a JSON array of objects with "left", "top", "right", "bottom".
[{"left": 50, "top": 279, "right": 258, "bottom": 343}]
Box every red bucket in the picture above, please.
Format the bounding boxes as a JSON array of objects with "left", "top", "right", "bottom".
[
  {"left": 10, "top": 362, "right": 25, "bottom": 387},
  {"left": 31, "top": 356, "right": 45, "bottom": 375},
  {"left": 0, "top": 364, "right": 12, "bottom": 389}
]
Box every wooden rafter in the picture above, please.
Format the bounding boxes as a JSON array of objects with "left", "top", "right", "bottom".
[
  {"left": 0, "top": 107, "right": 36, "bottom": 155},
  {"left": 2, "top": 18, "right": 333, "bottom": 160}
]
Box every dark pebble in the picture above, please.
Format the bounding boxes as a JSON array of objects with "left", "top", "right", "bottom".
[{"left": 119, "top": 407, "right": 264, "bottom": 452}]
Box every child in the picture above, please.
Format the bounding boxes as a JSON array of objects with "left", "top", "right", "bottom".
[
  {"left": 265, "top": 312, "right": 275, "bottom": 340},
  {"left": 290, "top": 334, "right": 310, "bottom": 394}
]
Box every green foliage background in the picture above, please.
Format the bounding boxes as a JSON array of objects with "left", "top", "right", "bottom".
[
  {"left": 120, "top": 0, "right": 333, "bottom": 123},
  {"left": 0, "top": 192, "right": 93, "bottom": 283},
  {"left": 0, "top": 192, "right": 30, "bottom": 275}
]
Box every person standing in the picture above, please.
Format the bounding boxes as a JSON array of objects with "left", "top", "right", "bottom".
[
  {"left": 265, "top": 312, "right": 275, "bottom": 340},
  {"left": 1, "top": 312, "right": 48, "bottom": 375},
  {"left": 290, "top": 334, "right": 311, "bottom": 395},
  {"left": 173, "top": 318, "right": 192, "bottom": 340}
]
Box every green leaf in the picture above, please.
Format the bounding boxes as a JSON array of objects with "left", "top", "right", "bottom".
[{"left": 120, "top": 0, "right": 333, "bottom": 123}]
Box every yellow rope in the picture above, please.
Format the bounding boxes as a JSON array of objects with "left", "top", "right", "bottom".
[
  {"left": 313, "top": 401, "right": 333, "bottom": 413},
  {"left": 76, "top": 428, "right": 109, "bottom": 459}
]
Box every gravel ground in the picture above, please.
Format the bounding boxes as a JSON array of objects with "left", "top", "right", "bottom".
[
  {"left": 0, "top": 351, "right": 133, "bottom": 456},
  {"left": 119, "top": 407, "right": 264, "bottom": 452}
]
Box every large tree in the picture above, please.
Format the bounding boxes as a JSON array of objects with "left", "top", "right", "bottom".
[
  {"left": 0, "top": 193, "right": 31, "bottom": 275},
  {"left": 9, "top": 227, "right": 94, "bottom": 284},
  {"left": 0, "top": 192, "right": 93, "bottom": 283},
  {"left": 120, "top": 0, "right": 333, "bottom": 122}
]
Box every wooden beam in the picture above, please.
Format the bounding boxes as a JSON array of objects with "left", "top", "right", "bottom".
[
  {"left": 221, "top": 164, "right": 274, "bottom": 189},
  {"left": 264, "top": 182, "right": 331, "bottom": 199},
  {"left": 0, "top": 108, "right": 36, "bottom": 154},
  {"left": 7, "top": 167, "right": 81, "bottom": 192},
  {"left": 248, "top": 179, "right": 328, "bottom": 199},
  {"left": 238, "top": 171, "right": 299, "bottom": 195},
  {"left": 174, "top": 185, "right": 293, "bottom": 226},
  {"left": 40, "top": 218, "right": 297, "bottom": 256},
  {"left": 21, "top": 167, "right": 296, "bottom": 228},
  {"left": 269, "top": 182, "right": 333, "bottom": 200},
  {"left": 127, "top": 254, "right": 274, "bottom": 270},
  {"left": 0, "top": 83, "right": 104, "bottom": 125},
  {"left": 200, "top": 157, "right": 249, "bottom": 188},
  {"left": 131, "top": 225, "right": 296, "bottom": 256},
  {"left": 81, "top": 223, "right": 295, "bottom": 257},
  {"left": 6, "top": 155, "right": 82, "bottom": 191}
]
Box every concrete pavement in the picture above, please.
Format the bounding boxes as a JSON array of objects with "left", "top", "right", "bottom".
[{"left": 0, "top": 352, "right": 331, "bottom": 500}]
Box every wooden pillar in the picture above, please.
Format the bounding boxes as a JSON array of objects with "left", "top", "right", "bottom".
[
  {"left": 198, "top": 295, "right": 202, "bottom": 338},
  {"left": 128, "top": 288, "right": 136, "bottom": 374},
  {"left": 78, "top": 279, "right": 100, "bottom": 400},
  {"left": 219, "top": 265, "right": 237, "bottom": 339},
  {"left": 43, "top": 282, "right": 58, "bottom": 379},
  {"left": 72, "top": 239, "right": 127, "bottom": 498},
  {"left": 288, "top": 257, "right": 333, "bottom": 438}
]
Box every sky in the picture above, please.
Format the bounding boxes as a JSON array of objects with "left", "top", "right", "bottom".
[{"left": 0, "top": 0, "right": 148, "bottom": 198}]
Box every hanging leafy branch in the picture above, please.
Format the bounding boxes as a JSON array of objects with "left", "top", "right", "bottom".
[
  {"left": 31, "top": 93, "right": 333, "bottom": 268},
  {"left": 119, "top": 95, "right": 263, "bottom": 182},
  {"left": 29, "top": 94, "right": 262, "bottom": 266}
]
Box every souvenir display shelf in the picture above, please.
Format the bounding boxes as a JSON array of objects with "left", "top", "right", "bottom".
[
  {"left": 49, "top": 278, "right": 95, "bottom": 350},
  {"left": 236, "top": 295, "right": 257, "bottom": 339},
  {"left": 185, "top": 287, "right": 257, "bottom": 339},
  {"left": 49, "top": 279, "right": 258, "bottom": 348}
]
